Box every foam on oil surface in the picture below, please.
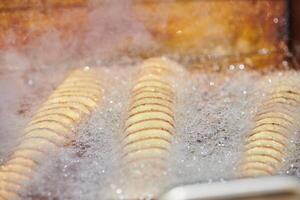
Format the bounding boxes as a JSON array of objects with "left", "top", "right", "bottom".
[
  {"left": 1, "top": 63, "right": 300, "bottom": 199},
  {"left": 19, "top": 65, "right": 137, "bottom": 199},
  {"left": 168, "top": 71, "right": 261, "bottom": 184},
  {"left": 167, "top": 70, "right": 300, "bottom": 186},
  {"left": 0, "top": 66, "right": 67, "bottom": 165}
]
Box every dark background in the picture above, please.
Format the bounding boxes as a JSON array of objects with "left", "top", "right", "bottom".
[{"left": 290, "top": 0, "right": 300, "bottom": 63}]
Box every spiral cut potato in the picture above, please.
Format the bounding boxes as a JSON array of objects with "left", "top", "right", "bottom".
[
  {"left": 0, "top": 68, "right": 102, "bottom": 200},
  {"left": 122, "top": 58, "right": 176, "bottom": 171},
  {"left": 239, "top": 85, "right": 300, "bottom": 177}
]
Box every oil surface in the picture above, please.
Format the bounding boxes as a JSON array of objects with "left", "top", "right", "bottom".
[{"left": 1, "top": 58, "right": 300, "bottom": 199}]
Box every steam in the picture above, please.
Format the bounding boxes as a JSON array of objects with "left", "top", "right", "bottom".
[
  {"left": 0, "top": 0, "right": 158, "bottom": 71},
  {"left": 0, "top": 1, "right": 297, "bottom": 199}
]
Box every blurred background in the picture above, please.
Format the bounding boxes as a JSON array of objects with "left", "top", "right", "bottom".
[{"left": 0, "top": 0, "right": 298, "bottom": 70}]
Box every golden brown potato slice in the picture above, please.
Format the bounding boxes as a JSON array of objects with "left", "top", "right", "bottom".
[
  {"left": 239, "top": 85, "right": 300, "bottom": 177},
  {"left": 0, "top": 68, "right": 102, "bottom": 199},
  {"left": 122, "top": 58, "right": 176, "bottom": 170}
]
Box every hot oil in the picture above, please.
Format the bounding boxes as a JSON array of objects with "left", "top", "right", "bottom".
[
  {"left": 0, "top": 0, "right": 296, "bottom": 199},
  {"left": 0, "top": 58, "right": 298, "bottom": 199}
]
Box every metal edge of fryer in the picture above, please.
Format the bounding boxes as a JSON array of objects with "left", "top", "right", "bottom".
[{"left": 159, "top": 176, "right": 300, "bottom": 200}]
